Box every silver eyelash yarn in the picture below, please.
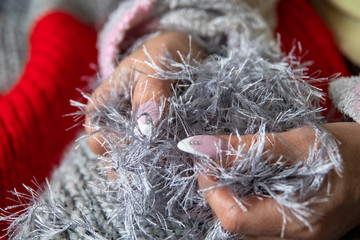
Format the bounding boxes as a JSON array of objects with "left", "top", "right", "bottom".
[
  {"left": 1, "top": 13, "right": 343, "bottom": 240},
  {"left": 1, "top": 43, "right": 342, "bottom": 240},
  {"left": 2, "top": 39, "right": 343, "bottom": 240},
  {"left": 77, "top": 40, "right": 341, "bottom": 238}
]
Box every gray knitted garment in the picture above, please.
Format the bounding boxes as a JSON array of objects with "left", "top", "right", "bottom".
[
  {"left": 2, "top": 0, "right": 360, "bottom": 239},
  {"left": 4, "top": 141, "right": 120, "bottom": 239},
  {"left": 329, "top": 76, "right": 360, "bottom": 124},
  {"left": 0, "top": 0, "right": 120, "bottom": 93},
  {"left": 0, "top": 0, "right": 30, "bottom": 93}
]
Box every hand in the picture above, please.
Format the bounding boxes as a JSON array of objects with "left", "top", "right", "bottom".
[
  {"left": 85, "top": 31, "right": 205, "bottom": 155},
  {"left": 178, "top": 122, "right": 360, "bottom": 239}
]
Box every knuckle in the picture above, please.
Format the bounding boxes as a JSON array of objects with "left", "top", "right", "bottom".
[
  {"left": 219, "top": 208, "right": 245, "bottom": 233},
  {"left": 290, "top": 221, "right": 324, "bottom": 240},
  {"left": 220, "top": 219, "right": 238, "bottom": 233},
  {"left": 305, "top": 223, "right": 324, "bottom": 240}
]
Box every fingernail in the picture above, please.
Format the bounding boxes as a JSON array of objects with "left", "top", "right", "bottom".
[
  {"left": 177, "top": 135, "right": 227, "bottom": 158},
  {"left": 136, "top": 101, "right": 160, "bottom": 136}
]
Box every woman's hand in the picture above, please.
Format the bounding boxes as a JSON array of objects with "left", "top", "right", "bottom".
[
  {"left": 178, "top": 122, "right": 360, "bottom": 239},
  {"left": 85, "top": 31, "right": 205, "bottom": 155}
]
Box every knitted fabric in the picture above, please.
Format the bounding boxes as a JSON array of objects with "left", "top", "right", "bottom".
[
  {"left": 25, "top": 0, "right": 121, "bottom": 28},
  {"left": 98, "top": 0, "right": 350, "bottom": 109},
  {"left": 0, "top": 11, "right": 97, "bottom": 212},
  {"left": 3, "top": 140, "right": 119, "bottom": 239},
  {"left": 2, "top": 0, "right": 360, "bottom": 239},
  {"left": 277, "top": 0, "right": 349, "bottom": 78},
  {"left": 0, "top": 0, "right": 31, "bottom": 93},
  {"left": 98, "top": 0, "right": 157, "bottom": 79},
  {"left": 329, "top": 76, "right": 360, "bottom": 123},
  {"left": 0, "top": 0, "right": 120, "bottom": 94},
  {"left": 2, "top": 0, "right": 358, "bottom": 239},
  {"left": 98, "top": 0, "right": 279, "bottom": 80},
  {"left": 0, "top": 1, "right": 127, "bottom": 218}
]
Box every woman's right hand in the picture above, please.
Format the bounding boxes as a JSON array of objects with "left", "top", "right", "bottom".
[{"left": 178, "top": 122, "right": 360, "bottom": 239}]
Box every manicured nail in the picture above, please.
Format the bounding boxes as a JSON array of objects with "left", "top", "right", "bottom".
[
  {"left": 136, "top": 101, "right": 160, "bottom": 136},
  {"left": 177, "top": 135, "right": 228, "bottom": 159}
]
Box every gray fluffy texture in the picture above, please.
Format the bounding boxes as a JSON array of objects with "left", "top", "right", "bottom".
[
  {"left": 2, "top": 39, "right": 344, "bottom": 239},
  {"left": 2, "top": 28, "right": 344, "bottom": 240},
  {"left": 2, "top": 142, "right": 117, "bottom": 240},
  {"left": 329, "top": 76, "right": 360, "bottom": 124},
  {"left": 74, "top": 41, "right": 341, "bottom": 238},
  {"left": 1, "top": 1, "right": 344, "bottom": 238}
]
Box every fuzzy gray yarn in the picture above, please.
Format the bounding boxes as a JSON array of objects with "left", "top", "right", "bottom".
[
  {"left": 329, "top": 76, "right": 360, "bottom": 124},
  {"left": 158, "top": 0, "right": 277, "bottom": 53},
  {"left": 81, "top": 45, "right": 341, "bottom": 239},
  {"left": 0, "top": 1, "right": 348, "bottom": 239},
  {"left": 2, "top": 141, "right": 124, "bottom": 239},
  {"left": 2, "top": 38, "right": 344, "bottom": 239},
  {"left": 66, "top": 42, "right": 342, "bottom": 240}
]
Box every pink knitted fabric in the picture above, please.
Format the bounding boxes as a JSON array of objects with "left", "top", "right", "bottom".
[
  {"left": 356, "top": 83, "right": 360, "bottom": 110},
  {"left": 99, "top": 0, "right": 156, "bottom": 79}
]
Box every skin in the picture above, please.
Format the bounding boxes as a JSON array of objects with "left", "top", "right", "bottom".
[
  {"left": 86, "top": 30, "right": 360, "bottom": 239},
  {"left": 199, "top": 122, "right": 360, "bottom": 239},
  {"left": 85, "top": 31, "right": 205, "bottom": 155}
]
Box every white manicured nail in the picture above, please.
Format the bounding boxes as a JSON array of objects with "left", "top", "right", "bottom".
[
  {"left": 177, "top": 135, "right": 227, "bottom": 159},
  {"left": 136, "top": 101, "right": 160, "bottom": 137}
]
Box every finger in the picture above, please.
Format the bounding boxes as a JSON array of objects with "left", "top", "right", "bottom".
[
  {"left": 130, "top": 31, "right": 205, "bottom": 136},
  {"left": 85, "top": 115, "right": 107, "bottom": 156},
  {"left": 85, "top": 67, "right": 130, "bottom": 155},
  {"left": 86, "top": 31, "right": 172, "bottom": 153},
  {"left": 178, "top": 127, "right": 316, "bottom": 165},
  {"left": 198, "top": 173, "right": 286, "bottom": 236},
  {"left": 177, "top": 134, "right": 258, "bottom": 167}
]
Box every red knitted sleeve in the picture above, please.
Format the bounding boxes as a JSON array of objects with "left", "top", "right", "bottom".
[{"left": 0, "top": 11, "right": 97, "bottom": 212}]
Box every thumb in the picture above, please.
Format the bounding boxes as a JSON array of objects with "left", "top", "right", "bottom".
[{"left": 197, "top": 172, "right": 285, "bottom": 236}]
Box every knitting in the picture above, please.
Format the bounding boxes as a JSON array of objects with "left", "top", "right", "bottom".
[
  {"left": 2, "top": 5, "right": 343, "bottom": 240},
  {"left": 82, "top": 40, "right": 343, "bottom": 239},
  {"left": 0, "top": 11, "right": 97, "bottom": 211},
  {"left": 2, "top": 0, "right": 360, "bottom": 239}
]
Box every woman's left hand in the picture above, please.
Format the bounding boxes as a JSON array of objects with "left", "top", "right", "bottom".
[
  {"left": 178, "top": 122, "right": 360, "bottom": 239},
  {"left": 85, "top": 31, "right": 205, "bottom": 155}
]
